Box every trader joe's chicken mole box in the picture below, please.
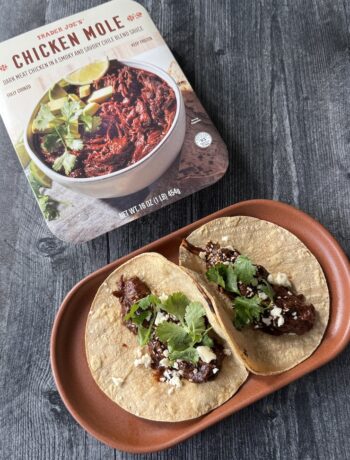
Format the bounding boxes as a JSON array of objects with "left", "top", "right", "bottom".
[{"left": 0, "top": 0, "right": 228, "bottom": 242}]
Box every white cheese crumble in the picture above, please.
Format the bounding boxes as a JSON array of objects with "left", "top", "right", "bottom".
[
  {"left": 258, "top": 291, "right": 268, "bottom": 300},
  {"left": 277, "top": 316, "right": 285, "bottom": 327},
  {"left": 154, "top": 311, "right": 169, "bottom": 326},
  {"left": 223, "top": 348, "right": 232, "bottom": 356},
  {"left": 199, "top": 251, "right": 207, "bottom": 260},
  {"left": 262, "top": 317, "right": 272, "bottom": 326},
  {"left": 221, "top": 235, "right": 229, "bottom": 242},
  {"left": 196, "top": 346, "right": 216, "bottom": 363},
  {"left": 159, "top": 357, "right": 170, "bottom": 368},
  {"left": 163, "top": 349, "right": 169, "bottom": 357},
  {"left": 134, "top": 353, "right": 152, "bottom": 368},
  {"left": 269, "top": 305, "right": 285, "bottom": 328},
  {"left": 267, "top": 272, "right": 292, "bottom": 288},
  {"left": 212, "top": 368, "right": 219, "bottom": 374},
  {"left": 111, "top": 377, "right": 124, "bottom": 387},
  {"left": 163, "top": 369, "right": 182, "bottom": 388},
  {"left": 270, "top": 305, "right": 283, "bottom": 318},
  {"left": 159, "top": 293, "right": 169, "bottom": 302}
]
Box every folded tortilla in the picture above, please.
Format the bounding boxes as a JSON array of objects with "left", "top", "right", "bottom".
[
  {"left": 85, "top": 252, "right": 248, "bottom": 422},
  {"left": 179, "top": 216, "right": 330, "bottom": 375}
]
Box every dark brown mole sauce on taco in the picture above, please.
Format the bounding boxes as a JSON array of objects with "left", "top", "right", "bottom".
[
  {"left": 181, "top": 239, "right": 316, "bottom": 336},
  {"left": 113, "top": 275, "right": 226, "bottom": 384}
]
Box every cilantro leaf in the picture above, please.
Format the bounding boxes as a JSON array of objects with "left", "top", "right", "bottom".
[
  {"left": 29, "top": 173, "right": 60, "bottom": 221},
  {"left": 123, "top": 303, "right": 140, "bottom": 322},
  {"left": 206, "top": 265, "right": 226, "bottom": 288},
  {"left": 37, "top": 194, "right": 60, "bottom": 221},
  {"left": 156, "top": 322, "right": 192, "bottom": 351},
  {"left": 206, "top": 264, "right": 240, "bottom": 294},
  {"left": 132, "top": 310, "right": 151, "bottom": 326},
  {"left": 233, "top": 255, "right": 257, "bottom": 285},
  {"left": 65, "top": 137, "right": 84, "bottom": 151},
  {"left": 61, "top": 100, "right": 82, "bottom": 122},
  {"left": 43, "top": 133, "right": 61, "bottom": 153},
  {"left": 184, "top": 302, "right": 206, "bottom": 342},
  {"left": 224, "top": 265, "right": 240, "bottom": 294},
  {"left": 124, "top": 294, "right": 160, "bottom": 322},
  {"left": 52, "top": 151, "right": 77, "bottom": 175},
  {"left": 35, "top": 104, "right": 55, "bottom": 130},
  {"left": 169, "top": 347, "right": 199, "bottom": 364},
  {"left": 138, "top": 294, "right": 161, "bottom": 310},
  {"left": 161, "top": 292, "right": 190, "bottom": 322},
  {"left": 137, "top": 318, "right": 154, "bottom": 346},
  {"left": 233, "top": 295, "right": 263, "bottom": 330},
  {"left": 201, "top": 333, "right": 214, "bottom": 348},
  {"left": 258, "top": 279, "right": 275, "bottom": 302}
]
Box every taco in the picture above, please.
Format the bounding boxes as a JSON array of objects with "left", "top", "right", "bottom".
[
  {"left": 179, "top": 216, "right": 329, "bottom": 375},
  {"left": 85, "top": 253, "right": 248, "bottom": 422}
]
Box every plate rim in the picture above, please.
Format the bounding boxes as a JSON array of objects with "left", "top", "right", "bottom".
[{"left": 50, "top": 199, "right": 350, "bottom": 453}]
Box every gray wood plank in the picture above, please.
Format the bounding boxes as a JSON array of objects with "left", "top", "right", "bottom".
[{"left": 0, "top": 0, "right": 349, "bottom": 459}]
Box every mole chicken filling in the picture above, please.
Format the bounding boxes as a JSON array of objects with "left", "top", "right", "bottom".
[
  {"left": 32, "top": 60, "right": 177, "bottom": 178},
  {"left": 181, "top": 239, "right": 316, "bottom": 336},
  {"left": 113, "top": 276, "right": 227, "bottom": 385}
]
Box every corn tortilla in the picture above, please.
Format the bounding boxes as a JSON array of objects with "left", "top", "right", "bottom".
[
  {"left": 179, "top": 216, "right": 330, "bottom": 375},
  {"left": 85, "top": 252, "right": 248, "bottom": 421}
]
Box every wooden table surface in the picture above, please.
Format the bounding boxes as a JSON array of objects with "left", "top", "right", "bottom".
[{"left": 1, "top": 1, "right": 350, "bottom": 458}]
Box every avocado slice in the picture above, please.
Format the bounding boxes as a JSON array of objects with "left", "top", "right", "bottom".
[
  {"left": 47, "top": 97, "right": 68, "bottom": 115},
  {"left": 83, "top": 102, "right": 100, "bottom": 116},
  {"left": 79, "top": 84, "right": 91, "bottom": 99},
  {"left": 49, "top": 84, "right": 68, "bottom": 101},
  {"left": 88, "top": 86, "right": 113, "bottom": 104}
]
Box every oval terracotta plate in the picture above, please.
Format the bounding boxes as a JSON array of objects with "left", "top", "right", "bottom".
[{"left": 50, "top": 200, "right": 350, "bottom": 453}]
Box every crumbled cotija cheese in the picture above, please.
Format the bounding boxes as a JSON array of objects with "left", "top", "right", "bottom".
[
  {"left": 269, "top": 305, "right": 285, "bottom": 327},
  {"left": 277, "top": 316, "right": 285, "bottom": 327},
  {"left": 163, "top": 370, "right": 182, "bottom": 388},
  {"left": 223, "top": 348, "right": 232, "bottom": 356},
  {"left": 267, "top": 272, "right": 292, "bottom": 288},
  {"left": 196, "top": 346, "right": 216, "bottom": 363},
  {"left": 258, "top": 291, "right": 268, "bottom": 300},
  {"left": 270, "top": 305, "right": 283, "bottom": 318},
  {"left": 134, "top": 353, "right": 152, "bottom": 368},
  {"left": 159, "top": 357, "right": 170, "bottom": 367},
  {"left": 199, "top": 251, "right": 207, "bottom": 260},
  {"left": 155, "top": 311, "right": 169, "bottom": 325}
]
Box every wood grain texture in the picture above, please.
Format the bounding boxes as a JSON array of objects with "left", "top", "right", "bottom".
[{"left": 0, "top": 0, "right": 349, "bottom": 459}]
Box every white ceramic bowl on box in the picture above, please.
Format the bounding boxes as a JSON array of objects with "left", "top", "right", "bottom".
[{"left": 24, "top": 60, "right": 186, "bottom": 198}]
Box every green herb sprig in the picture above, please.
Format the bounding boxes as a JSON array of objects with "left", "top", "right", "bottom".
[
  {"left": 34, "top": 100, "right": 101, "bottom": 175},
  {"left": 124, "top": 292, "right": 214, "bottom": 364},
  {"left": 206, "top": 255, "right": 275, "bottom": 330}
]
